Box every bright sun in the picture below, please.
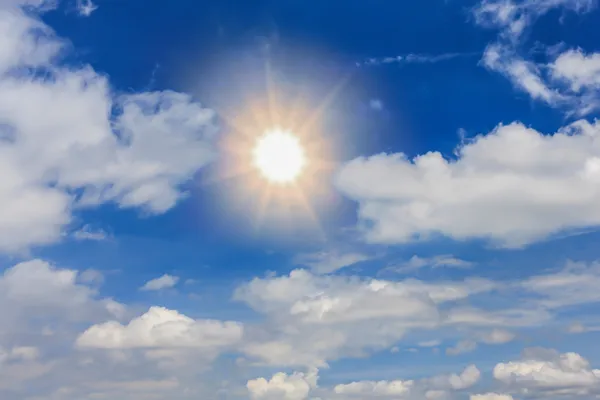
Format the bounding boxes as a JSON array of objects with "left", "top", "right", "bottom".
[{"left": 253, "top": 129, "right": 306, "bottom": 184}]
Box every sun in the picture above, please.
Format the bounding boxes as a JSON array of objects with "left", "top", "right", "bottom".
[{"left": 253, "top": 129, "right": 306, "bottom": 184}]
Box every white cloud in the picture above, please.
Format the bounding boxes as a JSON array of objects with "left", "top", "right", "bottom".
[
  {"left": 294, "top": 251, "right": 371, "bottom": 274},
  {"left": 480, "top": 329, "right": 515, "bottom": 344},
  {"left": 333, "top": 365, "right": 480, "bottom": 398},
  {"left": 235, "top": 269, "right": 496, "bottom": 367},
  {"left": 140, "top": 274, "right": 180, "bottom": 291},
  {"left": 336, "top": 119, "right": 600, "bottom": 248},
  {"left": 85, "top": 378, "right": 180, "bottom": 393},
  {"left": 473, "top": 0, "right": 596, "bottom": 41},
  {"left": 446, "top": 340, "right": 478, "bottom": 356},
  {"left": 523, "top": 260, "right": 600, "bottom": 308},
  {"left": 358, "top": 52, "right": 474, "bottom": 67},
  {"left": 418, "top": 340, "right": 442, "bottom": 347},
  {"left": 76, "top": 306, "right": 243, "bottom": 350},
  {"left": 76, "top": 0, "right": 97, "bottom": 16},
  {"left": 334, "top": 379, "right": 414, "bottom": 397},
  {"left": 0, "top": 3, "right": 217, "bottom": 254},
  {"left": 72, "top": 225, "right": 108, "bottom": 241},
  {"left": 567, "top": 322, "right": 600, "bottom": 333},
  {"left": 247, "top": 368, "right": 318, "bottom": 400},
  {"left": 0, "top": 259, "right": 123, "bottom": 325},
  {"left": 494, "top": 349, "right": 600, "bottom": 396},
  {"left": 78, "top": 269, "right": 105, "bottom": 285},
  {"left": 551, "top": 49, "right": 600, "bottom": 92},
  {"left": 426, "top": 365, "right": 481, "bottom": 390},
  {"left": 474, "top": 0, "right": 600, "bottom": 115},
  {"left": 471, "top": 394, "right": 514, "bottom": 400},
  {"left": 390, "top": 255, "right": 473, "bottom": 274},
  {"left": 10, "top": 346, "right": 40, "bottom": 361},
  {"left": 482, "top": 44, "right": 561, "bottom": 105}
]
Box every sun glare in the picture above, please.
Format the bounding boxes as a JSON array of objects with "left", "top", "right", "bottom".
[{"left": 253, "top": 130, "right": 306, "bottom": 184}]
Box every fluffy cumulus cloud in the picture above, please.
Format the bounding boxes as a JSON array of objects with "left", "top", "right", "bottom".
[
  {"left": 333, "top": 365, "right": 480, "bottom": 398},
  {"left": 551, "top": 49, "right": 600, "bottom": 92},
  {"left": 0, "top": 0, "right": 217, "bottom": 253},
  {"left": 494, "top": 349, "right": 600, "bottom": 397},
  {"left": 0, "top": 259, "right": 140, "bottom": 396},
  {"left": 76, "top": 306, "right": 243, "bottom": 350},
  {"left": 0, "top": 259, "right": 124, "bottom": 327},
  {"left": 474, "top": 0, "right": 600, "bottom": 115},
  {"left": 334, "top": 379, "right": 415, "bottom": 397},
  {"left": 336, "top": 120, "right": 600, "bottom": 247},
  {"left": 234, "top": 268, "right": 502, "bottom": 367},
  {"left": 247, "top": 368, "right": 318, "bottom": 400}
]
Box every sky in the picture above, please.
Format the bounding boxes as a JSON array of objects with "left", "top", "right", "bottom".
[{"left": 2, "top": 0, "right": 600, "bottom": 399}]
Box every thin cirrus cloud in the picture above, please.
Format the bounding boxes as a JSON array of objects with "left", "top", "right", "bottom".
[
  {"left": 294, "top": 251, "right": 372, "bottom": 274},
  {"left": 474, "top": 0, "right": 600, "bottom": 115},
  {"left": 356, "top": 52, "right": 479, "bottom": 67},
  {"left": 385, "top": 255, "right": 474, "bottom": 274}
]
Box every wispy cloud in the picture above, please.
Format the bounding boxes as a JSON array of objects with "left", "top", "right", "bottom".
[
  {"left": 381, "top": 255, "right": 474, "bottom": 275},
  {"left": 72, "top": 225, "right": 109, "bottom": 242},
  {"left": 140, "top": 274, "right": 180, "bottom": 291},
  {"left": 294, "top": 251, "right": 372, "bottom": 274},
  {"left": 356, "top": 52, "right": 479, "bottom": 67},
  {"left": 76, "top": 0, "right": 97, "bottom": 16}
]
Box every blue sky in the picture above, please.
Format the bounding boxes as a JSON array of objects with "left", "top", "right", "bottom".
[{"left": 1, "top": 0, "right": 600, "bottom": 399}]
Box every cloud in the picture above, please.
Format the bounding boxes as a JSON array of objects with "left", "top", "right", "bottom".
[
  {"left": 446, "top": 340, "right": 478, "bottom": 356},
  {"left": 418, "top": 340, "right": 442, "bottom": 347},
  {"left": 357, "top": 52, "right": 477, "bottom": 67},
  {"left": 494, "top": 349, "right": 600, "bottom": 396},
  {"left": 140, "top": 274, "right": 180, "bottom": 291},
  {"left": 473, "top": 0, "right": 596, "bottom": 41},
  {"left": 482, "top": 44, "right": 561, "bottom": 105},
  {"left": 426, "top": 365, "right": 481, "bottom": 390},
  {"left": 78, "top": 269, "right": 105, "bottom": 285},
  {"left": 247, "top": 368, "right": 318, "bottom": 400},
  {"left": 76, "top": 306, "right": 243, "bottom": 350},
  {"left": 0, "top": 3, "right": 218, "bottom": 254},
  {"left": 235, "top": 269, "right": 497, "bottom": 367},
  {"left": 76, "top": 0, "right": 97, "bottom": 16},
  {"left": 336, "top": 119, "right": 600, "bottom": 248},
  {"left": 72, "top": 225, "right": 108, "bottom": 241},
  {"left": 0, "top": 259, "right": 124, "bottom": 327},
  {"left": 471, "top": 394, "right": 514, "bottom": 400},
  {"left": 9, "top": 346, "right": 40, "bottom": 361},
  {"left": 334, "top": 379, "right": 414, "bottom": 397},
  {"left": 474, "top": 0, "right": 600, "bottom": 115},
  {"left": 480, "top": 329, "right": 515, "bottom": 344},
  {"left": 294, "top": 251, "right": 371, "bottom": 274},
  {"left": 522, "top": 260, "right": 600, "bottom": 308},
  {"left": 568, "top": 322, "right": 600, "bottom": 333},
  {"left": 389, "top": 255, "right": 473, "bottom": 274},
  {"left": 333, "top": 365, "right": 480, "bottom": 398},
  {"left": 551, "top": 49, "right": 600, "bottom": 92}
]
